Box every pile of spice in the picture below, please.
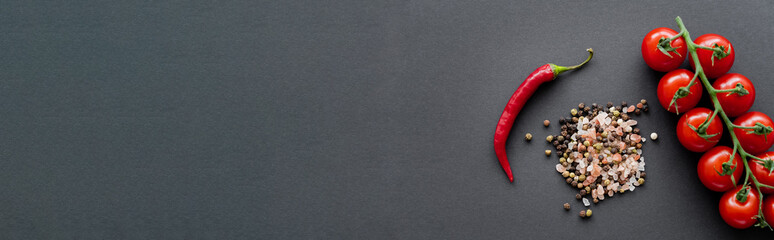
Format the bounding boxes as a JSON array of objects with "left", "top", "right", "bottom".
[{"left": 551, "top": 100, "right": 651, "bottom": 211}]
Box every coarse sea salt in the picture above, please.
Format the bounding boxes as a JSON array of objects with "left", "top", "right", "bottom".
[{"left": 552, "top": 101, "right": 649, "bottom": 210}]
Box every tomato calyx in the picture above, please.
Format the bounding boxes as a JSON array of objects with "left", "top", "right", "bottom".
[
  {"left": 669, "top": 80, "right": 698, "bottom": 115},
  {"left": 716, "top": 160, "right": 739, "bottom": 177},
  {"left": 751, "top": 155, "right": 774, "bottom": 174},
  {"left": 755, "top": 215, "right": 771, "bottom": 229},
  {"left": 716, "top": 83, "right": 750, "bottom": 97},
  {"left": 711, "top": 43, "right": 730, "bottom": 66},
  {"left": 736, "top": 185, "right": 751, "bottom": 202},
  {"left": 764, "top": 159, "right": 774, "bottom": 175},
  {"left": 740, "top": 122, "right": 774, "bottom": 143},
  {"left": 689, "top": 111, "right": 721, "bottom": 141},
  {"left": 697, "top": 43, "right": 730, "bottom": 67},
  {"left": 657, "top": 37, "right": 683, "bottom": 58}
]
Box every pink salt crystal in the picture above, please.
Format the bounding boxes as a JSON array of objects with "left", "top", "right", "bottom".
[
  {"left": 618, "top": 142, "right": 626, "bottom": 151},
  {"left": 587, "top": 130, "right": 596, "bottom": 139},
  {"left": 633, "top": 154, "right": 640, "bottom": 161},
  {"left": 615, "top": 127, "right": 623, "bottom": 136},
  {"left": 599, "top": 194, "right": 605, "bottom": 200},
  {"left": 627, "top": 105, "right": 635, "bottom": 112},
  {"left": 556, "top": 164, "right": 565, "bottom": 173},
  {"left": 612, "top": 153, "right": 622, "bottom": 163},
  {"left": 592, "top": 188, "right": 598, "bottom": 199},
  {"left": 608, "top": 190, "right": 614, "bottom": 197},
  {"left": 630, "top": 134, "right": 641, "bottom": 142},
  {"left": 597, "top": 185, "right": 604, "bottom": 195}
]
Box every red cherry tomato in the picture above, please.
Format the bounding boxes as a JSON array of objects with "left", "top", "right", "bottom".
[
  {"left": 713, "top": 73, "right": 755, "bottom": 117},
  {"left": 689, "top": 34, "right": 735, "bottom": 79},
  {"left": 657, "top": 69, "right": 702, "bottom": 114},
  {"left": 697, "top": 146, "right": 743, "bottom": 192},
  {"left": 733, "top": 111, "right": 774, "bottom": 155},
  {"left": 764, "top": 197, "right": 774, "bottom": 227},
  {"left": 677, "top": 108, "right": 723, "bottom": 152},
  {"left": 642, "top": 28, "right": 687, "bottom": 72},
  {"left": 751, "top": 152, "right": 774, "bottom": 194},
  {"left": 719, "top": 185, "right": 760, "bottom": 229}
]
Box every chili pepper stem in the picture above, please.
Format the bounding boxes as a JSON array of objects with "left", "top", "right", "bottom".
[{"left": 552, "top": 48, "right": 594, "bottom": 77}]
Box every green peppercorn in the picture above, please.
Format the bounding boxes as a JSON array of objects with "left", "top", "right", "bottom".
[
  {"left": 584, "top": 152, "right": 589, "bottom": 158},
  {"left": 559, "top": 157, "right": 566, "bottom": 163},
  {"left": 601, "top": 132, "right": 608, "bottom": 138},
  {"left": 638, "top": 178, "right": 645, "bottom": 185},
  {"left": 585, "top": 186, "right": 591, "bottom": 193},
  {"left": 586, "top": 209, "right": 592, "bottom": 217},
  {"left": 569, "top": 173, "right": 576, "bottom": 178},
  {"left": 546, "top": 135, "right": 554, "bottom": 142},
  {"left": 571, "top": 108, "right": 578, "bottom": 116},
  {"left": 604, "top": 179, "right": 610, "bottom": 186},
  {"left": 583, "top": 140, "right": 591, "bottom": 146},
  {"left": 613, "top": 110, "right": 620, "bottom": 117},
  {"left": 562, "top": 171, "right": 570, "bottom": 178},
  {"left": 578, "top": 174, "right": 586, "bottom": 182},
  {"left": 545, "top": 150, "right": 552, "bottom": 156},
  {"left": 525, "top": 133, "right": 533, "bottom": 141}
]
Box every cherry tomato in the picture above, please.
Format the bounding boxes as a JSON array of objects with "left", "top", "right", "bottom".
[
  {"left": 677, "top": 108, "right": 723, "bottom": 152},
  {"left": 764, "top": 197, "right": 774, "bottom": 228},
  {"left": 697, "top": 146, "right": 742, "bottom": 192},
  {"left": 733, "top": 111, "right": 774, "bottom": 155},
  {"left": 713, "top": 73, "right": 755, "bottom": 117},
  {"left": 719, "top": 185, "right": 760, "bottom": 229},
  {"left": 657, "top": 69, "right": 702, "bottom": 114},
  {"left": 642, "top": 28, "right": 687, "bottom": 72},
  {"left": 689, "top": 34, "right": 735, "bottom": 79},
  {"left": 750, "top": 152, "right": 774, "bottom": 194}
]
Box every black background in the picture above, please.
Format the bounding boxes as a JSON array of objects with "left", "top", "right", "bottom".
[{"left": 2, "top": 0, "right": 774, "bottom": 239}]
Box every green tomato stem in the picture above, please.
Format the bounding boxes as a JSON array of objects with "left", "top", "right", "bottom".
[{"left": 674, "top": 16, "right": 771, "bottom": 230}]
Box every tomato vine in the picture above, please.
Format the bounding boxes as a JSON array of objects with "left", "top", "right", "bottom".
[{"left": 665, "top": 16, "right": 774, "bottom": 230}]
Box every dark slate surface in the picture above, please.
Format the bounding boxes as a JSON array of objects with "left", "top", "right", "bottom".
[{"left": 1, "top": 1, "right": 773, "bottom": 238}]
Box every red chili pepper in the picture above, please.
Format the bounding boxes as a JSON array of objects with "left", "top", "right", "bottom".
[{"left": 494, "top": 48, "right": 594, "bottom": 182}]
